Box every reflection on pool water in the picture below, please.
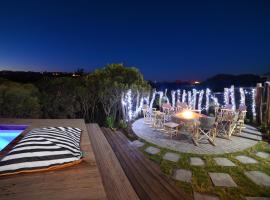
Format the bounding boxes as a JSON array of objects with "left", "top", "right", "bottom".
[{"left": 0, "top": 125, "right": 27, "bottom": 151}]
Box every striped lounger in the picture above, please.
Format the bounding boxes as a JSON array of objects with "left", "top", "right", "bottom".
[{"left": 0, "top": 127, "right": 83, "bottom": 176}]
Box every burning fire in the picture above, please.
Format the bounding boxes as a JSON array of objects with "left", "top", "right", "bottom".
[{"left": 182, "top": 110, "right": 194, "bottom": 119}]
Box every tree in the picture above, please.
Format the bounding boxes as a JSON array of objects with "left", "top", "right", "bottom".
[
  {"left": 0, "top": 80, "right": 41, "bottom": 118},
  {"left": 86, "top": 63, "right": 150, "bottom": 126}
]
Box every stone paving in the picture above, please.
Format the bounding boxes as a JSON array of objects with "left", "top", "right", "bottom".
[
  {"left": 194, "top": 192, "right": 220, "bottom": 200},
  {"left": 144, "top": 146, "right": 160, "bottom": 155},
  {"left": 131, "top": 140, "right": 145, "bottom": 148},
  {"left": 163, "top": 152, "right": 180, "bottom": 162},
  {"left": 132, "top": 118, "right": 260, "bottom": 154},
  {"left": 256, "top": 152, "right": 270, "bottom": 160},
  {"left": 235, "top": 155, "right": 258, "bottom": 164},
  {"left": 190, "top": 157, "right": 205, "bottom": 166},
  {"left": 209, "top": 173, "right": 237, "bottom": 187},
  {"left": 214, "top": 157, "right": 236, "bottom": 167},
  {"left": 173, "top": 169, "right": 192, "bottom": 183},
  {"left": 244, "top": 171, "right": 270, "bottom": 187}
]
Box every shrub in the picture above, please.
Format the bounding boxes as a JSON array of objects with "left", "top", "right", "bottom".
[{"left": 105, "top": 116, "right": 114, "bottom": 129}]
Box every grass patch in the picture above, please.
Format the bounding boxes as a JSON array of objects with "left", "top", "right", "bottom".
[{"left": 139, "top": 140, "right": 270, "bottom": 199}]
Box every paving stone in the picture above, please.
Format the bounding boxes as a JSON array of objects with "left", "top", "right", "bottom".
[
  {"left": 132, "top": 140, "right": 145, "bottom": 148},
  {"left": 214, "top": 157, "right": 236, "bottom": 167},
  {"left": 256, "top": 152, "right": 270, "bottom": 160},
  {"left": 244, "top": 171, "right": 270, "bottom": 187},
  {"left": 235, "top": 155, "right": 258, "bottom": 164},
  {"left": 194, "top": 192, "right": 220, "bottom": 200},
  {"left": 209, "top": 173, "right": 237, "bottom": 187},
  {"left": 163, "top": 152, "right": 180, "bottom": 162},
  {"left": 190, "top": 157, "right": 205, "bottom": 166},
  {"left": 246, "top": 197, "right": 270, "bottom": 200},
  {"left": 173, "top": 169, "right": 192, "bottom": 183},
  {"left": 144, "top": 146, "right": 160, "bottom": 155}
]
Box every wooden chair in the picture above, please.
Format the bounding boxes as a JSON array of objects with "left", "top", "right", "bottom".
[
  {"left": 163, "top": 122, "right": 179, "bottom": 139},
  {"left": 194, "top": 117, "right": 217, "bottom": 146},
  {"left": 152, "top": 111, "right": 165, "bottom": 131}
]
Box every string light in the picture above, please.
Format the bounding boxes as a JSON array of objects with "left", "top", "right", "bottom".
[
  {"left": 252, "top": 88, "right": 256, "bottom": 119},
  {"left": 126, "top": 89, "right": 133, "bottom": 120},
  {"left": 239, "top": 87, "right": 245, "bottom": 105},
  {"left": 158, "top": 91, "right": 163, "bottom": 107},
  {"left": 177, "top": 89, "right": 181, "bottom": 103},
  {"left": 134, "top": 97, "right": 144, "bottom": 118},
  {"left": 224, "top": 88, "right": 230, "bottom": 106},
  {"left": 205, "top": 88, "right": 210, "bottom": 112},
  {"left": 171, "top": 90, "right": 176, "bottom": 107},
  {"left": 230, "top": 85, "right": 236, "bottom": 110},
  {"left": 192, "top": 89, "right": 197, "bottom": 109},
  {"left": 188, "top": 91, "right": 192, "bottom": 108},
  {"left": 149, "top": 89, "right": 156, "bottom": 109},
  {"left": 182, "top": 90, "right": 186, "bottom": 103},
  {"left": 198, "top": 90, "right": 204, "bottom": 111}
]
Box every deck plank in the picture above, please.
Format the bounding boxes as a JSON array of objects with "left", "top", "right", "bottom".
[
  {"left": 102, "top": 127, "right": 189, "bottom": 200},
  {"left": 86, "top": 124, "right": 139, "bottom": 200},
  {"left": 0, "top": 119, "right": 107, "bottom": 200}
]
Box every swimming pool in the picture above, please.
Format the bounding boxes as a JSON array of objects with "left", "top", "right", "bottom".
[{"left": 0, "top": 125, "right": 28, "bottom": 151}]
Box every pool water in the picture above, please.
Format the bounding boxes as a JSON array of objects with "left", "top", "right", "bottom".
[{"left": 0, "top": 125, "right": 27, "bottom": 151}]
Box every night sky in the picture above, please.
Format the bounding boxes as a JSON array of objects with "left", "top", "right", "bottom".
[{"left": 0, "top": 0, "right": 270, "bottom": 81}]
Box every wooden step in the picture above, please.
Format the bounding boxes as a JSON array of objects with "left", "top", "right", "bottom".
[
  {"left": 102, "top": 127, "right": 189, "bottom": 200},
  {"left": 86, "top": 124, "right": 139, "bottom": 200}
]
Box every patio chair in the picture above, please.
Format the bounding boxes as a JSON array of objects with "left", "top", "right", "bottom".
[
  {"left": 226, "top": 112, "right": 240, "bottom": 138},
  {"left": 194, "top": 116, "right": 217, "bottom": 146},
  {"left": 152, "top": 111, "right": 166, "bottom": 131},
  {"left": 175, "top": 102, "right": 188, "bottom": 112},
  {"left": 143, "top": 107, "right": 156, "bottom": 125},
  {"left": 233, "top": 107, "right": 247, "bottom": 135},
  {"left": 216, "top": 111, "right": 232, "bottom": 139}
]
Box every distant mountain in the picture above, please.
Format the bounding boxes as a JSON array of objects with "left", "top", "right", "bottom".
[
  {"left": 0, "top": 70, "right": 78, "bottom": 83},
  {"left": 202, "top": 74, "right": 265, "bottom": 91}
]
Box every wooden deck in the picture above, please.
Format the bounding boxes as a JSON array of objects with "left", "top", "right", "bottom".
[
  {"left": 86, "top": 124, "right": 139, "bottom": 200},
  {"left": 0, "top": 119, "right": 107, "bottom": 200},
  {"left": 102, "top": 127, "right": 189, "bottom": 200}
]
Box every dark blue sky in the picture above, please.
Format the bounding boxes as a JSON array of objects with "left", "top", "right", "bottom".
[{"left": 0, "top": 0, "right": 269, "bottom": 81}]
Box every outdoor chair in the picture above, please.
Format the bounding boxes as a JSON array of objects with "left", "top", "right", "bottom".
[
  {"left": 194, "top": 116, "right": 217, "bottom": 146},
  {"left": 152, "top": 111, "right": 166, "bottom": 131},
  {"left": 143, "top": 107, "right": 156, "bottom": 125},
  {"left": 226, "top": 112, "right": 240, "bottom": 138},
  {"left": 175, "top": 102, "right": 188, "bottom": 112},
  {"left": 216, "top": 108, "right": 235, "bottom": 139},
  {"left": 163, "top": 122, "right": 179, "bottom": 139}
]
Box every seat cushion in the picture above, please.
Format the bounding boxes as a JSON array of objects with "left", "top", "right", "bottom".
[{"left": 0, "top": 127, "right": 82, "bottom": 176}]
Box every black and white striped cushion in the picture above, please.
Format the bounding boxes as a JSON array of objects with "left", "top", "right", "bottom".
[{"left": 0, "top": 127, "right": 82, "bottom": 175}]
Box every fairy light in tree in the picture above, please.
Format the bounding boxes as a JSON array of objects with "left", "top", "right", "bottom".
[
  {"left": 145, "top": 94, "right": 150, "bottom": 107},
  {"left": 205, "top": 88, "right": 211, "bottom": 112},
  {"left": 192, "top": 89, "right": 197, "bottom": 109},
  {"left": 224, "top": 88, "right": 230, "bottom": 106},
  {"left": 171, "top": 90, "right": 176, "bottom": 107},
  {"left": 252, "top": 88, "right": 256, "bottom": 119},
  {"left": 239, "top": 87, "right": 245, "bottom": 106},
  {"left": 126, "top": 89, "right": 133, "bottom": 120},
  {"left": 177, "top": 89, "right": 181, "bottom": 103},
  {"left": 134, "top": 97, "right": 144, "bottom": 117},
  {"left": 149, "top": 89, "right": 156, "bottom": 109},
  {"left": 187, "top": 91, "right": 192, "bottom": 107},
  {"left": 135, "top": 90, "right": 140, "bottom": 112},
  {"left": 230, "top": 85, "right": 236, "bottom": 110},
  {"left": 198, "top": 90, "right": 204, "bottom": 111},
  {"left": 158, "top": 91, "right": 163, "bottom": 107},
  {"left": 182, "top": 90, "right": 186, "bottom": 103}
]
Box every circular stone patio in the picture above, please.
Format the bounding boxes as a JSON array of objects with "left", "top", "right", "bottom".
[{"left": 132, "top": 118, "right": 262, "bottom": 154}]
